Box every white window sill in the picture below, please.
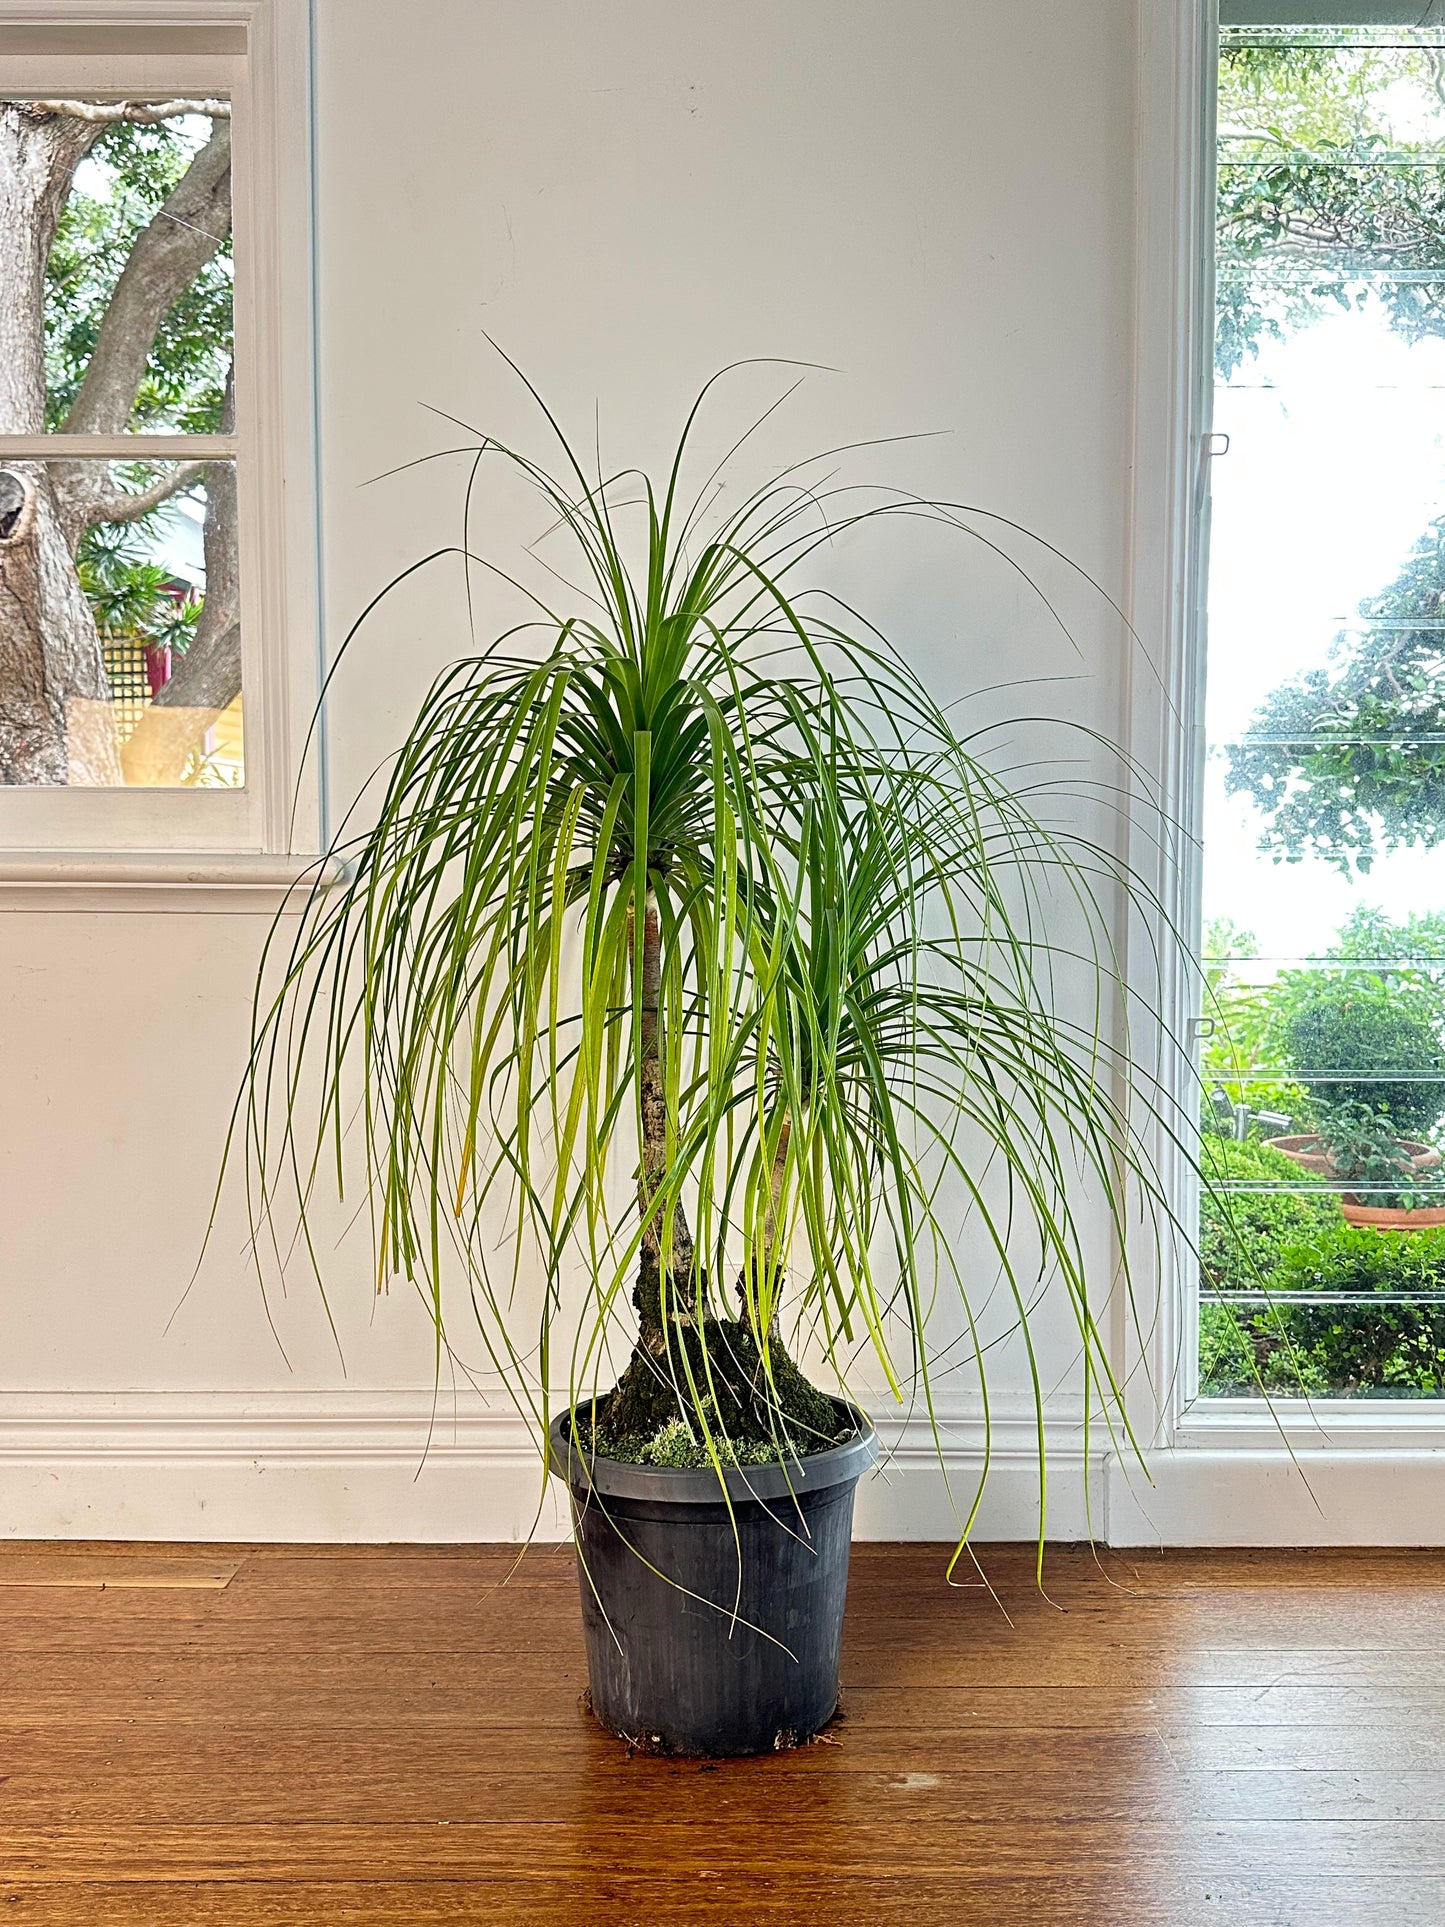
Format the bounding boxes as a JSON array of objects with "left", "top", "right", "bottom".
[
  {"left": 1175, "top": 1396, "right": 1445, "bottom": 1451},
  {"left": 0, "top": 851, "right": 343, "bottom": 913}
]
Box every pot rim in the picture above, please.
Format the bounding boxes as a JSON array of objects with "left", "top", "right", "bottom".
[
  {"left": 547, "top": 1396, "right": 878, "bottom": 1505},
  {"left": 1340, "top": 1200, "right": 1445, "bottom": 1228}
]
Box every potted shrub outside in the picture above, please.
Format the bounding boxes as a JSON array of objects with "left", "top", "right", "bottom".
[
  {"left": 1263, "top": 1129, "right": 1441, "bottom": 1183},
  {"left": 1317, "top": 1108, "right": 1445, "bottom": 1230},
  {"left": 235, "top": 366, "right": 1164, "bottom": 1756},
  {"left": 1265, "top": 982, "right": 1445, "bottom": 1226}
]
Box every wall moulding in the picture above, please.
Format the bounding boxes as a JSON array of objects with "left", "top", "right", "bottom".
[{"left": 0, "top": 851, "right": 344, "bottom": 912}]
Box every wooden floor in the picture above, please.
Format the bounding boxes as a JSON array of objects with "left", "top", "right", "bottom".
[{"left": 0, "top": 1543, "right": 1441, "bottom": 1924}]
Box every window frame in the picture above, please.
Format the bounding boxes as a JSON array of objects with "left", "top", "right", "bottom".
[
  {"left": 1129, "top": 0, "right": 1445, "bottom": 1458},
  {"left": 0, "top": 1, "right": 321, "bottom": 904}
]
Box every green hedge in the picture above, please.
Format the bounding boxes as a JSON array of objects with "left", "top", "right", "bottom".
[
  {"left": 1199, "top": 1135, "right": 1340, "bottom": 1291},
  {"left": 1200, "top": 1141, "right": 1445, "bottom": 1395}
]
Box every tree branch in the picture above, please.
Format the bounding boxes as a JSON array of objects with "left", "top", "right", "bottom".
[
  {"left": 120, "top": 371, "right": 239, "bottom": 786},
  {"left": 81, "top": 459, "right": 208, "bottom": 531},
  {"left": 62, "top": 121, "right": 231, "bottom": 437},
  {"left": 18, "top": 100, "right": 231, "bottom": 125}
]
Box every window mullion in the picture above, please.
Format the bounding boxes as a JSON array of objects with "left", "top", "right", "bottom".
[{"left": 0, "top": 436, "right": 236, "bottom": 458}]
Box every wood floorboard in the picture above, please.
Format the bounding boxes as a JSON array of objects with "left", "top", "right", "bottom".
[
  {"left": 4, "top": 1752, "right": 1445, "bottom": 1825},
  {"left": 5, "top": 1880, "right": 1445, "bottom": 1927},
  {"left": 0, "top": 1543, "right": 1440, "bottom": 1923}
]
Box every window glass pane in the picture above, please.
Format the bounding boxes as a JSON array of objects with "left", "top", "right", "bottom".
[
  {"left": 0, "top": 457, "right": 240, "bottom": 787},
  {"left": 1201, "top": 25, "right": 1445, "bottom": 1398},
  {"left": 28, "top": 98, "right": 234, "bottom": 435}
]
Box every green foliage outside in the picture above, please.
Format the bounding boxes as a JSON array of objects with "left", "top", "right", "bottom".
[
  {"left": 1199, "top": 925, "right": 1445, "bottom": 1395},
  {"left": 46, "top": 120, "right": 231, "bottom": 432},
  {"left": 1201, "top": 920, "right": 1308, "bottom": 1120},
  {"left": 1330, "top": 904, "right": 1445, "bottom": 973},
  {"left": 1198, "top": 36, "right": 1445, "bottom": 1396},
  {"left": 1216, "top": 31, "right": 1445, "bottom": 872},
  {"left": 1202, "top": 909, "right": 1445, "bottom": 1135},
  {"left": 1283, "top": 981, "right": 1445, "bottom": 1137},
  {"left": 1225, "top": 518, "right": 1445, "bottom": 874},
  {"left": 1202, "top": 1220, "right": 1445, "bottom": 1397},
  {"left": 78, "top": 516, "right": 203, "bottom": 656},
  {"left": 1217, "top": 30, "right": 1445, "bottom": 379},
  {"left": 1311, "top": 1104, "right": 1441, "bottom": 1213},
  {"left": 1199, "top": 1135, "right": 1340, "bottom": 1283},
  {"left": 1199, "top": 1137, "right": 1445, "bottom": 1396}
]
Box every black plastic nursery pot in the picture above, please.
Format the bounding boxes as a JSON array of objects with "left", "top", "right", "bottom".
[{"left": 548, "top": 1400, "right": 877, "bottom": 1757}]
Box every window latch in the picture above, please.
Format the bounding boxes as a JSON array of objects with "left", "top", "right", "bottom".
[{"left": 1204, "top": 432, "right": 1231, "bottom": 458}]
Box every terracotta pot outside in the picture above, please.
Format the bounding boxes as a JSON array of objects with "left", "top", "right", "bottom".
[
  {"left": 1262, "top": 1134, "right": 1335, "bottom": 1176},
  {"left": 1264, "top": 1133, "right": 1442, "bottom": 1177},
  {"left": 1263, "top": 1134, "right": 1445, "bottom": 1228},
  {"left": 1339, "top": 1199, "right": 1445, "bottom": 1231}
]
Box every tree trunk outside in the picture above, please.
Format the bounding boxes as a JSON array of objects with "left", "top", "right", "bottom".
[
  {"left": 0, "top": 463, "right": 121, "bottom": 784},
  {"left": 0, "top": 105, "right": 121, "bottom": 786},
  {"left": 121, "top": 370, "right": 239, "bottom": 786},
  {"left": 64, "top": 126, "right": 231, "bottom": 439},
  {"left": 0, "top": 107, "right": 95, "bottom": 431}
]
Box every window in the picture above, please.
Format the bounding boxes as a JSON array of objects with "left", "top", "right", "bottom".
[
  {"left": 0, "top": 6, "right": 315, "bottom": 862},
  {"left": 1199, "top": 7, "right": 1445, "bottom": 1400}
]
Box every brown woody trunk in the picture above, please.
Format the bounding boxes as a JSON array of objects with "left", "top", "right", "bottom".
[
  {"left": 0, "top": 464, "right": 120, "bottom": 784},
  {"left": 0, "top": 105, "right": 119, "bottom": 785},
  {"left": 121, "top": 370, "right": 239, "bottom": 785},
  {"left": 602, "top": 910, "right": 837, "bottom": 1452},
  {"left": 737, "top": 1116, "right": 790, "bottom": 1335},
  {"left": 636, "top": 891, "right": 696, "bottom": 1343}
]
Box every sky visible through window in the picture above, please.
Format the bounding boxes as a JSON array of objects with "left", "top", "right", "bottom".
[{"left": 1206, "top": 307, "right": 1445, "bottom": 957}]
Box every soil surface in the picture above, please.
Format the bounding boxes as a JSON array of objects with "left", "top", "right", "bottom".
[{"left": 585, "top": 1303, "right": 847, "bottom": 1467}]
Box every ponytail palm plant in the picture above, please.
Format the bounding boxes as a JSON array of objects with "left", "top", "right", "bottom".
[{"left": 241, "top": 361, "right": 1162, "bottom": 1529}]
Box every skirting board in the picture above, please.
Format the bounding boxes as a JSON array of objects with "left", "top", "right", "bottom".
[
  {"left": 0, "top": 1392, "right": 1441, "bottom": 1544},
  {"left": 1104, "top": 1448, "right": 1445, "bottom": 1548},
  {"left": 0, "top": 1391, "right": 1097, "bottom": 1544}
]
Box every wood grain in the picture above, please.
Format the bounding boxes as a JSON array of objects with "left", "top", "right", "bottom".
[
  {"left": 0, "top": 1541, "right": 1441, "bottom": 1923},
  {"left": 0, "top": 1553, "right": 240, "bottom": 1588}
]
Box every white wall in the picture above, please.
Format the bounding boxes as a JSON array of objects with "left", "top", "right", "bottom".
[{"left": 0, "top": 0, "right": 1147, "bottom": 1541}]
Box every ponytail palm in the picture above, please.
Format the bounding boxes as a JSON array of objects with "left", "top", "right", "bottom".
[{"left": 243, "top": 363, "right": 1161, "bottom": 1529}]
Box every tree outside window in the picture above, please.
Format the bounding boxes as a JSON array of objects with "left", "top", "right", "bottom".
[{"left": 0, "top": 95, "right": 239, "bottom": 789}]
